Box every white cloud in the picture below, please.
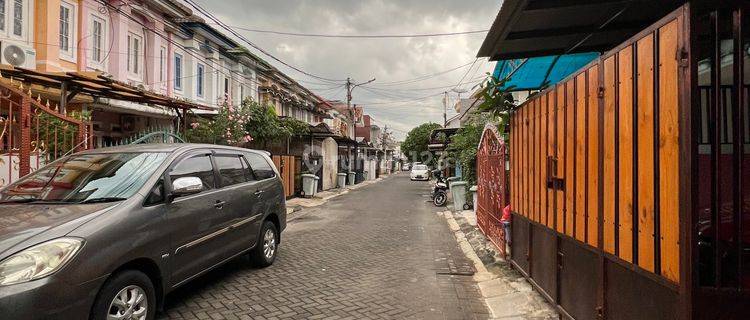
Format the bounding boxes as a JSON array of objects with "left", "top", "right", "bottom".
[{"left": 193, "top": 0, "right": 501, "bottom": 139}]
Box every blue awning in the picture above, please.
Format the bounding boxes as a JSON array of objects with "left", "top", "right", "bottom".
[{"left": 493, "top": 52, "right": 599, "bottom": 91}]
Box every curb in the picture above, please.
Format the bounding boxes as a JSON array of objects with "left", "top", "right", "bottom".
[{"left": 441, "top": 211, "right": 557, "bottom": 319}]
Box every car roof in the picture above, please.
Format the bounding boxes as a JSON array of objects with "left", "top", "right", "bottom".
[{"left": 75, "top": 143, "right": 270, "bottom": 156}]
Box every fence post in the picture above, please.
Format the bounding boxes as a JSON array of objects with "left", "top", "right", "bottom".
[
  {"left": 77, "top": 123, "right": 86, "bottom": 152},
  {"left": 19, "top": 96, "right": 30, "bottom": 176}
]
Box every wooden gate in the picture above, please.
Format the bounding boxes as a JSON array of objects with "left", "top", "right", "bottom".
[
  {"left": 272, "top": 155, "right": 296, "bottom": 198},
  {"left": 0, "top": 79, "right": 91, "bottom": 187},
  {"left": 477, "top": 124, "right": 508, "bottom": 258}
]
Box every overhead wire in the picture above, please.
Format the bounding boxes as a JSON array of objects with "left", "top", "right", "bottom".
[{"left": 183, "top": 0, "right": 345, "bottom": 83}]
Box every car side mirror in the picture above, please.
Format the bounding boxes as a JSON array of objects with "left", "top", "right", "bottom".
[{"left": 170, "top": 177, "right": 203, "bottom": 199}]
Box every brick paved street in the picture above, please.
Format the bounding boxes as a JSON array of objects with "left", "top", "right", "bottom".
[{"left": 159, "top": 173, "right": 490, "bottom": 320}]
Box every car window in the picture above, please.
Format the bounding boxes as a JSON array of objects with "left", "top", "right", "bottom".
[
  {"left": 413, "top": 165, "right": 428, "bottom": 170},
  {"left": 215, "top": 155, "right": 247, "bottom": 187},
  {"left": 0, "top": 152, "right": 168, "bottom": 203},
  {"left": 169, "top": 154, "right": 215, "bottom": 191},
  {"left": 245, "top": 153, "right": 276, "bottom": 180},
  {"left": 144, "top": 179, "right": 165, "bottom": 206}
]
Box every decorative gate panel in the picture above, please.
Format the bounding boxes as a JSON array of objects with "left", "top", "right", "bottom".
[
  {"left": 0, "top": 79, "right": 91, "bottom": 187},
  {"left": 476, "top": 124, "right": 508, "bottom": 258}
]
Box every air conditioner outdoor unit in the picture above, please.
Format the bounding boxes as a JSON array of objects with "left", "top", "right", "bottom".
[{"left": 0, "top": 41, "right": 36, "bottom": 69}]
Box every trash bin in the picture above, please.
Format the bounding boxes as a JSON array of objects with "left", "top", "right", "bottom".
[
  {"left": 301, "top": 174, "right": 318, "bottom": 198},
  {"left": 313, "top": 176, "right": 320, "bottom": 196},
  {"left": 348, "top": 172, "right": 356, "bottom": 185},
  {"left": 447, "top": 176, "right": 460, "bottom": 186},
  {"left": 363, "top": 170, "right": 369, "bottom": 180},
  {"left": 337, "top": 173, "right": 347, "bottom": 188},
  {"left": 451, "top": 181, "right": 468, "bottom": 212}
]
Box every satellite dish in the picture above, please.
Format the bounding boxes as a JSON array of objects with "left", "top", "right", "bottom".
[{"left": 3, "top": 45, "right": 26, "bottom": 67}]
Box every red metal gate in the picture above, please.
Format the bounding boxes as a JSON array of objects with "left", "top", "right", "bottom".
[
  {"left": 476, "top": 124, "right": 508, "bottom": 258},
  {"left": 0, "top": 79, "right": 92, "bottom": 187}
]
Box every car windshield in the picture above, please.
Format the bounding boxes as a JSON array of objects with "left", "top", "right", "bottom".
[
  {"left": 413, "top": 165, "right": 428, "bottom": 170},
  {"left": 0, "top": 152, "right": 168, "bottom": 204}
]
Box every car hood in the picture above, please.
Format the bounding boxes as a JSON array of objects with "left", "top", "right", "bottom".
[{"left": 0, "top": 202, "right": 117, "bottom": 258}]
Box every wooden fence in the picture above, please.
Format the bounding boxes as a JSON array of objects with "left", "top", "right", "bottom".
[
  {"left": 508, "top": 8, "right": 685, "bottom": 320},
  {"left": 272, "top": 155, "right": 296, "bottom": 198}
]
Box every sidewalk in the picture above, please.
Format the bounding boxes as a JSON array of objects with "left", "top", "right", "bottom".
[
  {"left": 285, "top": 175, "right": 390, "bottom": 217},
  {"left": 441, "top": 209, "right": 558, "bottom": 319}
]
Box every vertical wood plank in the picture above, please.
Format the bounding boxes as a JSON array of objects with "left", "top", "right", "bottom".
[
  {"left": 557, "top": 85, "right": 566, "bottom": 233},
  {"left": 512, "top": 113, "right": 517, "bottom": 212},
  {"left": 547, "top": 91, "right": 555, "bottom": 228},
  {"left": 603, "top": 56, "right": 617, "bottom": 254},
  {"left": 576, "top": 73, "right": 587, "bottom": 242},
  {"left": 618, "top": 46, "right": 635, "bottom": 263},
  {"left": 637, "top": 34, "right": 656, "bottom": 272},
  {"left": 532, "top": 99, "right": 538, "bottom": 222},
  {"left": 565, "top": 80, "right": 575, "bottom": 237},
  {"left": 523, "top": 106, "right": 529, "bottom": 218},
  {"left": 541, "top": 94, "right": 548, "bottom": 226},
  {"left": 587, "top": 65, "right": 600, "bottom": 247},
  {"left": 658, "top": 20, "right": 680, "bottom": 283}
]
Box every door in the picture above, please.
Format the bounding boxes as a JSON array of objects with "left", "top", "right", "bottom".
[
  {"left": 167, "top": 152, "right": 233, "bottom": 285},
  {"left": 245, "top": 152, "right": 283, "bottom": 230},
  {"left": 692, "top": 5, "right": 750, "bottom": 318},
  {"left": 213, "top": 152, "right": 261, "bottom": 255}
]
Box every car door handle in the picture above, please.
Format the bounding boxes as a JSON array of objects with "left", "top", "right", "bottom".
[
  {"left": 214, "top": 200, "right": 226, "bottom": 209},
  {"left": 254, "top": 190, "right": 264, "bottom": 197}
]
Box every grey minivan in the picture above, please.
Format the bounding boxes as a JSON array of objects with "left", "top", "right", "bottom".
[{"left": 0, "top": 144, "right": 287, "bottom": 320}]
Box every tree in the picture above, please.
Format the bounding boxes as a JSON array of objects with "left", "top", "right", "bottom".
[{"left": 401, "top": 122, "right": 441, "bottom": 166}]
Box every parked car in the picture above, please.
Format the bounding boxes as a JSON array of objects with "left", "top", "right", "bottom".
[
  {"left": 410, "top": 164, "right": 430, "bottom": 181},
  {"left": 0, "top": 144, "right": 287, "bottom": 320}
]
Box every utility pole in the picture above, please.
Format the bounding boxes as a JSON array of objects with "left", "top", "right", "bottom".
[
  {"left": 346, "top": 77, "right": 375, "bottom": 178},
  {"left": 443, "top": 91, "right": 448, "bottom": 127}
]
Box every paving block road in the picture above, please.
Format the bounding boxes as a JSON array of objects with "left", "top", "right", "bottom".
[{"left": 159, "top": 173, "right": 490, "bottom": 320}]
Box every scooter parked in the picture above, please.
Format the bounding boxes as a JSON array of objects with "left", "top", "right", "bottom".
[{"left": 431, "top": 169, "right": 449, "bottom": 206}]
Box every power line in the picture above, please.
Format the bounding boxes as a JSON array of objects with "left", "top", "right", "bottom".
[
  {"left": 367, "top": 61, "right": 476, "bottom": 87},
  {"left": 183, "top": 0, "right": 345, "bottom": 83},
  {"left": 95, "top": 0, "right": 264, "bottom": 97},
  {"left": 208, "top": 24, "right": 489, "bottom": 39}
]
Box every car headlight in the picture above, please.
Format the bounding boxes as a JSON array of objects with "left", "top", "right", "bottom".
[{"left": 0, "top": 237, "right": 83, "bottom": 286}]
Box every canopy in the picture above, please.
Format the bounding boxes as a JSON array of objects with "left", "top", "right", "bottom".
[{"left": 493, "top": 52, "right": 599, "bottom": 91}]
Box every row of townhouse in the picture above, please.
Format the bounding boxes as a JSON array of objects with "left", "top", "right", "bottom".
[
  {"left": 0, "top": 0, "right": 361, "bottom": 196},
  {"left": 1, "top": 0, "right": 351, "bottom": 145}
]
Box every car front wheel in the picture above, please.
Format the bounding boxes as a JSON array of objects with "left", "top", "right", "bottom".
[
  {"left": 91, "top": 270, "right": 156, "bottom": 320},
  {"left": 250, "top": 221, "right": 278, "bottom": 267}
]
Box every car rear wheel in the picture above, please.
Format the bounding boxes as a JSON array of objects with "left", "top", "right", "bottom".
[
  {"left": 91, "top": 270, "right": 156, "bottom": 320},
  {"left": 250, "top": 221, "right": 278, "bottom": 268}
]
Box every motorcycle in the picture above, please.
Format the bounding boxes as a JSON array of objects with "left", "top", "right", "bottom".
[{"left": 430, "top": 169, "right": 449, "bottom": 206}]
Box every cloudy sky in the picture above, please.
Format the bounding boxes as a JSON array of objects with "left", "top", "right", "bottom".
[{"left": 192, "top": 0, "right": 501, "bottom": 140}]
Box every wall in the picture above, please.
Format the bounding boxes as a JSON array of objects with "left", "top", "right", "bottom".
[{"left": 321, "top": 137, "right": 338, "bottom": 190}]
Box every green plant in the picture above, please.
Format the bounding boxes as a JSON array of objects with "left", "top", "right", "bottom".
[
  {"left": 37, "top": 110, "right": 91, "bottom": 159},
  {"left": 401, "top": 122, "right": 441, "bottom": 167},
  {"left": 185, "top": 96, "right": 252, "bottom": 145},
  {"left": 475, "top": 74, "right": 516, "bottom": 140}
]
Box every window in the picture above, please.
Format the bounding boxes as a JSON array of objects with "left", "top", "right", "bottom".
[
  {"left": 239, "top": 85, "right": 244, "bottom": 101},
  {"left": 59, "top": 3, "right": 72, "bottom": 56},
  {"left": 91, "top": 17, "right": 104, "bottom": 63},
  {"left": 159, "top": 47, "right": 166, "bottom": 84},
  {"left": 174, "top": 53, "right": 183, "bottom": 90},
  {"left": 244, "top": 153, "right": 275, "bottom": 180},
  {"left": 169, "top": 155, "right": 215, "bottom": 192},
  {"left": 126, "top": 33, "right": 142, "bottom": 76},
  {"left": 144, "top": 179, "right": 165, "bottom": 206},
  {"left": 215, "top": 155, "right": 247, "bottom": 187},
  {"left": 224, "top": 77, "right": 229, "bottom": 95},
  {"left": 12, "top": 0, "right": 21, "bottom": 36},
  {"left": 0, "top": 0, "right": 6, "bottom": 32},
  {"left": 196, "top": 63, "right": 205, "bottom": 97}
]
